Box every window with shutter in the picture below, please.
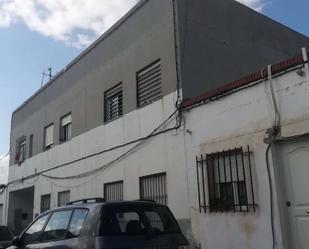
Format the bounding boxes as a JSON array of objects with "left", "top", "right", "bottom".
[
  {"left": 137, "top": 59, "right": 162, "bottom": 107},
  {"left": 44, "top": 124, "right": 54, "bottom": 150}
]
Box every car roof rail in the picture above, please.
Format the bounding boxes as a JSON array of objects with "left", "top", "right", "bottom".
[
  {"left": 66, "top": 197, "right": 105, "bottom": 205},
  {"left": 135, "top": 199, "right": 156, "bottom": 203}
]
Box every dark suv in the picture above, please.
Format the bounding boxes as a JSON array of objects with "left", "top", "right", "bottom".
[{"left": 8, "top": 198, "right": 188, "bottom": 249}]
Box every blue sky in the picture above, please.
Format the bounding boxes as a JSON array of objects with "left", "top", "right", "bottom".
[{"left": 0, "top": 0, "right": 309, "bottom": 183}]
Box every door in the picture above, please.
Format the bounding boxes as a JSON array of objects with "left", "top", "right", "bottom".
[{"left": 279, "top": 138, "right": 309, "bottom": 249}]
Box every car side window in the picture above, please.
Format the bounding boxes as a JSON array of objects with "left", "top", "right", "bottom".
[
  {"left": 41, "top": 210, "right": 72, "bottom": 241},
  {"left": 67, "top": 209, "right": 88, "bottom": 238},
  {"left": 22, "top": 214, "right": 49, "bottom": 244}
]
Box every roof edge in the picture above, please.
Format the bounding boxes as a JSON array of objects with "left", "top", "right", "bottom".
[
  {"left": 12, "top": 0, "right": 148, "bottom": 115},
  {"left": 181, "top": 52, "right": 308, "bottom": 109}
]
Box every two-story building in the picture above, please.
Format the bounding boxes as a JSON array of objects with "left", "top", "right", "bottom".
[{"left": 1, "top": 0, "right": 309, "bottom": 248}]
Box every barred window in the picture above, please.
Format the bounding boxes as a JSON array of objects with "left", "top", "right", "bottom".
[
  {"left": 137, "top": 59, "right": 162, "bottom": 107},
  {"left": 104, "top": 83, "right": 123, "bottom": 123},
  {"left": 140, "top": 173, "right": 167, "bottom": 205},
  {"left": 104, "top": 181, "right": 123, "bottom": 201},
  {"left": 40, "top": 194, "right": 51, "bottom": 213},
  {"left": 196, "top": 146, "right": 256, "bottom": 213}
]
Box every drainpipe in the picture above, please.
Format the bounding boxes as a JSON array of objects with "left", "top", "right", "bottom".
[{"left": 302, "top": 47, "right": 309, "bottom": 82}]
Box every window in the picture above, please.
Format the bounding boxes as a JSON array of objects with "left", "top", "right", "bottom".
[
  {"left": 196, "top": 146, "right": 256, "bottom": 213},
  {"left": 104, "top": 181, "right": 123, "bottom": 201},
  {"left": 22, "top": 214, "right": 49, "bottom": 244},
  {"left": 140, "top": 173, "right": 167, "bottom": 205},
  {"left": 57, "top": 191, "right": 70, "bottom": 207},
  {"left": 29, "top": 134, "right": 33, "bottom": 158},
  {"left": 137, "top": 59, "right": 162, "bottom": 107},
  {"left": 41, "top": 210, "right": 72, "bottom": 241},
  {"left": 40, "top": 194, "right": 51, "bottom": 213},
  {"left": 60, "top": 113, "right": 72, "bottom": 142},
  {"left": 99, "top": 204, "right": 180, "bottom": 236},
  {"left": 104, "top": 83, "right": 123, "bottom": 123},
  {"left": 67, "top": 209, "right": 88, "bottom": 238},
  {"left": 15, "top": 136, "right": 26, "bottom": 164},
  {"left": 44, "top": 124, "right": 54, "bottom": 150}
]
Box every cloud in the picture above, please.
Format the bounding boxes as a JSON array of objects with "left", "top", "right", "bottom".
[
  {"left": 0, "top": 156, "right": 9, "bottom": 185},
  {"left": 236, "top": 0, "right": 266, "bottom": 12},
  {"left": 0, "top": 0, "right": 139, "bottom": 48},
  {"left": 0, "top": 0, "right": 266, "bottom": 49}
]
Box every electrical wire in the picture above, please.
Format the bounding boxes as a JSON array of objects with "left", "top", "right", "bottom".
[
  {"left": 42, "top": 108, "right": 180, "bottom": 180},
  {"left": 266, "top": 144, "right": 275, "bottom": 249}
]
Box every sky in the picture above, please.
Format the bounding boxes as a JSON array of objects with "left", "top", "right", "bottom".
[{"left": 0, "top": 0, "right": 309, "bottom": 184}]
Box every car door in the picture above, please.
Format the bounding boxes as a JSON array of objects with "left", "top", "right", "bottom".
[
  {"left": 12, "top": 213, "right": 50, "bottom": 249},
  {"left": 31, "top": 210, "right": 73, "bottom": 249}
]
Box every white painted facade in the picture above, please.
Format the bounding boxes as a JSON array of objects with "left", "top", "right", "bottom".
[
  {"left": 182, "top": 60, "right": 309, "bottom": 249},
  {"left": 2, "top": 53, "right": 309, "bottom": 248},
  {"left": 5, "top": 91, "right": 191, "bottom": 235}
]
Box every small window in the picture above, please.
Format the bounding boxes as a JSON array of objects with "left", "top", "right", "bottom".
[
  {"left": 40, "top": 194, "right": 51, "bottom": 213},
  {"left": 41, "top": 210, "right": 72, "bottom": 241},
  {"left": 104, "top": 181, "right": 123, "bottom": 201},
  {"left": 15, "top": 137, "right": 26, "bottom": 164},
  {"left": 137, "top": 59, "right": 162, "bottom": 107},
  {"left": 104, "top": 83, "right": 123, "bottom": 123},
  {"left": 67, "top": 209, "right": 88, "bottom": 238},
  {"left": 57, "top": 191, "right": 70, "bottom": 207},
  {"left": 140, "top": 173, "right": 167, "bottom": 205},
  {"left": 22, "top": 214, "right": 49, "bottom": 244},
  {"left": 60, "top": 114, "right": 72, "bottom": 142},
  {"left": 29, "top": 134, "right": 33, "bottom": 158},
  {"left": 196, "top": 146, "right": 257, "bottom": 213},
  {"left": 44, "top": 124, "right": 54, "bottom": 150}
]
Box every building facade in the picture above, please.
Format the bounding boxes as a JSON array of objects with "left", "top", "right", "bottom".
[
  {"left": 182, "top": 49, "right": 309, "bottom": 249},
  {"left": 1, "top": 0, "right": 309, "bottom": 248}
]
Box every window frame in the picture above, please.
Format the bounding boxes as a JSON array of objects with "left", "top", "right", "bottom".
[
  {"left": 57, "top": 190, "right": 70, "bottom": 207},
  {"left": 104, "top": 180, "right": 124, "bottom": 201},
  {"left": 43, "top": 123, "right": 54, "bottom": 151},
  {"left": 196, "top": 146, "right": 257, "bottom": 213},
  {"left": 15, "top": 136, "right": 27, "bottom": 164},
  {"left": 139, "top": 172, "right": 167, "bottom": 205},
  {"left": 29, "top": 134, "right": 33, "bottom": 158},
  {"left": 104, "top": 83, "right": 123, "bottom": 123},
  {"left": 40, "top": 194, "right": 51, "bottom": 213},
  {"left": 59, "top": 113, "right": 72, "bottom": 143},
  {"left": 136, "top": 59, "right": 162, "bottom": 108}
]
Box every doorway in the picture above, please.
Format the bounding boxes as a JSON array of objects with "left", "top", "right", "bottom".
[
  {"left": 7, "top": 186, "right": 34, "bottom": 234},
  {"left": 278, "top": 138, "right": 309, "bottom": 249}
]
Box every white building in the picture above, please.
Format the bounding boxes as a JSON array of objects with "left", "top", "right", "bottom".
[
  {"left": 182, "top": 49, "right": 309, "bottom": 249},
  {"left": 1, "top": 0, "right": 309, "bottom": 248}
]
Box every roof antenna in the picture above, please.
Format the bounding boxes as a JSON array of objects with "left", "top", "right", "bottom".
[{"left": 41, "top": 67, "right": 53, "bottom": 87}]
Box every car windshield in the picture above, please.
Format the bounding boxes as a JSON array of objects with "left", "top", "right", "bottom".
[{"left": 98, "top": 204, "right": 181, "bottom": 236}]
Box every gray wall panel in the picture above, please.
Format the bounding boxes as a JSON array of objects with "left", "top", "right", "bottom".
[
  {"left": 177, "top": 0, "right": 309, "bottom": 99},
  {"left": 10, "top": 0, "right": 178, "bottom": 164}
]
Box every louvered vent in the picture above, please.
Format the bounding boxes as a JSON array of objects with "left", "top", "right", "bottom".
[
  {"left": 104, "top": 83, "right": 123, "bottom": 122},
  {"left": 137, "top": 59, "right": 162, "bottom": 107}
]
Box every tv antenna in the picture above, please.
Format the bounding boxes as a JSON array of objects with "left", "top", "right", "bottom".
[{"left": 41, "top": 67, "right": 52, "bottom": 87}]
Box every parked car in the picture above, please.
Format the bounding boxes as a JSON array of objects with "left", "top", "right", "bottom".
[
  {"left": 0, "top": 226, "right": 14, "bottom": 249},
  {"left": 8, "top": 198, "right": 188, "bottom": 249}
]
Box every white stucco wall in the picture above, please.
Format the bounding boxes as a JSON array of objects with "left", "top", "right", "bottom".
[
  {"left": 183, "top": 63, "right": 309, "bottom": 249},
  {"left": 7, "top": 91, "right": 191, "bottom": 233}
]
